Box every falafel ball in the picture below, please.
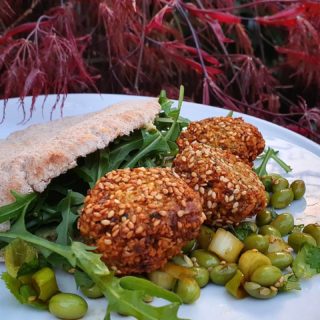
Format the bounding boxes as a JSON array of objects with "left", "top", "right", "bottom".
[
  {"left": 177, "top": 117, "right": 265, "bottom": 165},
  {"left": 78, "top": 167, "right": 205, "bottom": 275},
  {"left": 173, "top": 142, "right": 267, "bottom": 227}
]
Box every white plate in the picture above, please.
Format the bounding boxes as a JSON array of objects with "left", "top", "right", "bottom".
[{"left": 0, "top": 94, "right": 320, "bottom": 320}]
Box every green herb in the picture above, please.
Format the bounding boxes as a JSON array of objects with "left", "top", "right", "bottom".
[
  {"left": 254, "top": 147, "right": 292, "bottom": 177},
  {"left": 230, "top": 223, "right": 255, "bottom": 241},
  {"left": 292, "top": 244, "right": 320, "bottom": 279},
  {"left": 279, "top": 273, "right": 301, "bottom": 292}
]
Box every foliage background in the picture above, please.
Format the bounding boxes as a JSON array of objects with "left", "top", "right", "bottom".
[{"left": 0, "top": 0, "right": 319, "bottom": 142}]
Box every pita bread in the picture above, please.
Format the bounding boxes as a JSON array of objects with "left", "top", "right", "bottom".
[{"left": 0, "top": 99, "right": 160, "bottom": 216}]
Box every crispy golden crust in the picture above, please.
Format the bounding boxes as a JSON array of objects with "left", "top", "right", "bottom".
[
  {"left": 173, "top": 143, "right": 267, "bottom": 226},
  {"left": 177, "top": 117, "right": 265, "bottom": 165},
  {"left": 78, "top": 167, "right": 204, "bottom": 275}
]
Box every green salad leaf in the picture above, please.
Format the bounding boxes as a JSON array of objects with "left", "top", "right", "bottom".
[
  {"left": 279, "top": 273, "right": 301, "bottom": 292},
  {"left": 292, "top": 244, "right": 320, "bottom": 279}
]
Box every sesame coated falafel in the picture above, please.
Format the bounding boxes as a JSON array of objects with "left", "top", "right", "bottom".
[
  {"left": 177, "top": 117, "right": 265, "bottom": 165},
  {"left": 78, "top": 167, "right": 205, "bottom": 275},
  {"left": 173, "top": 142, "right": 267, "bottom": 227}
]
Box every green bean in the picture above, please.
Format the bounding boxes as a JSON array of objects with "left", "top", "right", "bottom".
[
  {"left": 175, "top": 277, "right": 200, "bottom": 304},
  {"left": 266, "top": 252, "right": 293, "bottom": 269},
  {"left": 197, "top": 226, "right": 215, "bottom": 250},
  {"left": 148, "top": 270, "right": 176, "bottom": 290},
  {"left": 260, "top": 175, "right": 273, "bottom": 192},
  {"left": 265, "top": 235, "right": 292, "bottom": 253},
  {"left": 259, "top": 225, "right": 282, "bottom": 237},
  {"left": 190, "top": 249, "right": 220, "bottom": 269},
  {"left": 209, "top": 263, "right": 237, "bottom": 285},
  {"left": 238, "top": 250, "right": 271, "bottom": 279},
  {"left": 244, "top": 282, "right": 278, "bottom": 299},
  {"left": 49, "top": 293, "right": 88, "bottom": 320},
  {"left": 172, "top": 254, "right": 193, "bottom": 268},
  {"left": 288, "top": 232, "right": 317, "bottom": 253},
  {"left": 243, "top": 234, "right": 269, "bottom": 253},
  {"left": 250, "top": 265, "right": 282, "bottom": 286},
  {"left": 272, "top": 177, "right": 289, "bottom": 193},
  {"left": 31, "top": 267, "right": 59, "bottom": 301},
  {"left": 303, "top": 224, "right": 320, "bottom": 246},
  {"left": 256, "top": 209, "right": 273, "bottom": 227},
  {"left": 192, "top": 267, "right": 209, "bottom": 288},
  {"left": 270, "top": 213, "right": 294, "bottom": 236},
  {"left": 271, "top": 189, "right": 294, "bottom": 209},
  {"left": 290, "top": 180, "right": 306, "bottom": 200}
]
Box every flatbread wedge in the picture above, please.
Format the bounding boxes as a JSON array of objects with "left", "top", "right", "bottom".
[{"left": 0, "top": 99, "right": 161, "bottom": 231}]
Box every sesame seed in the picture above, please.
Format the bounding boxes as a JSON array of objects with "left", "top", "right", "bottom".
[
  {"left": 136, "top": 226, "right": 144, "bottom": 234},
  {"left": 177, "top": 210, "right": 185, "bottom": 217},
  {"left": 104, "top": 239, "right": 112, "bottom": 245},
  {"left": 101, "top": 219, "right": 110, "bottom": 226}
]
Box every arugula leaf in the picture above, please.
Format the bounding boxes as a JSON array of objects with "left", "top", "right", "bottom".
[
  {"left": 0, "top": 192, "right": 38, "bottom": 224},
  {"left": 56, "top": 191, "right": 84, "bottom": 245},
  {"left": 292, "top": 244, "right": 320, "bottom": 279},
  {"left": 254, "top": 147, "right": 292, "bottom": 177},
  {"left": 74, "top": 269, "right": 94, "bottom": 289},
  {"left": 158, "top": 90, "right": 174, "bottom": 115},
  {"left": 230, "top": 222, "right": 256, "bottom": 241}
]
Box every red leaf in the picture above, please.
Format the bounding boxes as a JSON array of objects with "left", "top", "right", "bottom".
[
  {"left": 255, "top": 5, "right": 305, "bottom": 27},
  {"left": 145, "top": 5, "right": 176, "bottom": 35},
  {"left": 184, "top": 3, "right": 241, "bottom": 24},
  {"left": 209, "top": 21, "right": 233, "bottom": 44},
  {"left": 276, "top": 46, "right": 320, "bottom": 64},
  {"left": 162, "top": 42, "right": 219, "bottom": 65}
]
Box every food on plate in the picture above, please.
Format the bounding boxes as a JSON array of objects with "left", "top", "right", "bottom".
[
  {"left": 78, "top": 167, "right": 205, "bottom": 275},
  {"left": 173, "top": 142, "right": 267, "bottom": 226},
  {"left": 0, "top": 88, "right": 318, "bottom": 320},
  {"left": 0, "top": 99, "right": 160, "bottom": 208},
  {"left": 176, "top": 116, "right": 265, "bottom": 165}
]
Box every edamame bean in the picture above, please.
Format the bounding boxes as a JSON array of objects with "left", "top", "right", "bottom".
[
  {"left": 148, "top": 270, "right": 176, "bottom": 290},
  {"left": 303, "top": 224, "right": 320, "bottom": 246},
  {"left": 250, "top": 265, "right": 282, "bottom": 286},
  {"left": 290, "top": 180, "right": 306, "bottom": 200},
  {"left": 271, "top": 189, "right": 294, "bottom": 209},
  {"left": 243, "top": 234, "right": 269, "bottom": 253},
  {"left": 288, "top": 232, "right": 317, "bottom": 253},
  {"left": 272, "top": 177, "right": 289, "bottom": 193},
  {"left": 266, "top": 252, "right": 293, "bottom": 269},
  {"left": 175, "top": 277, "right": 200, "bottom": 304},
  {"left": 190, "top": 249, "right": 220, "bottom": 269},
  {"left": 209, "top": 263, "right": 237, "bottom": 285},
  {"left": 270, "top": 213, "right": 294, "bottom": 236},
  {"left": 49, "top": 293, "right": 88, "bottom": 320},
  {"left": 260, "top": 176, "right": 273, "bottom": 192},
  {"left": 244, "top": 282, "right": 278, "bottom": 299},
  {"left": 256, "top": 209, "right": 273, "bottom": 227},
  {"left": 265, "top": 192, "right": 271, "bottom": 206},
  {"left": 259, "top": 225, "right": 282, "bottom": 237},
  {"left": 238, "top": 250, "right": 271, "bottom": 279},
  {"left": 192, "top": 267, "right": 209, "bottom": 288},
  {"left": 265, "top": 235, "right": 292, "bottom": 253}
]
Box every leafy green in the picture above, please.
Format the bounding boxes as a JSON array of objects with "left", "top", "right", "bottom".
[
  {"left": 254, "top": 147, "right": 292, "bottom": 177},
  {"left": 56, "top": 191, "right": 84, "bottom": 245},
  {"left": 292, "top": 244, "right": 320, "bottom": 279},
  {"left": 0, "top": 192, "right": 38, "bottom": 224},
  {"left": 279, "top": 273, "right": 301, "bottom": 292},
  {"left": 229, "top": 222, "right": 256, "bottom": 241}
]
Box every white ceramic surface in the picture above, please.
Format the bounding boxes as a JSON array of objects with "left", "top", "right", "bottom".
[{"left": 0, "top": 94, "right": 320, "bottom": 320}]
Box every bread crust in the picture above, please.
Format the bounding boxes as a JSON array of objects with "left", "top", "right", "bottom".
[{"left": 0, "top": 99, "right": 160, "bottom": 208}]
